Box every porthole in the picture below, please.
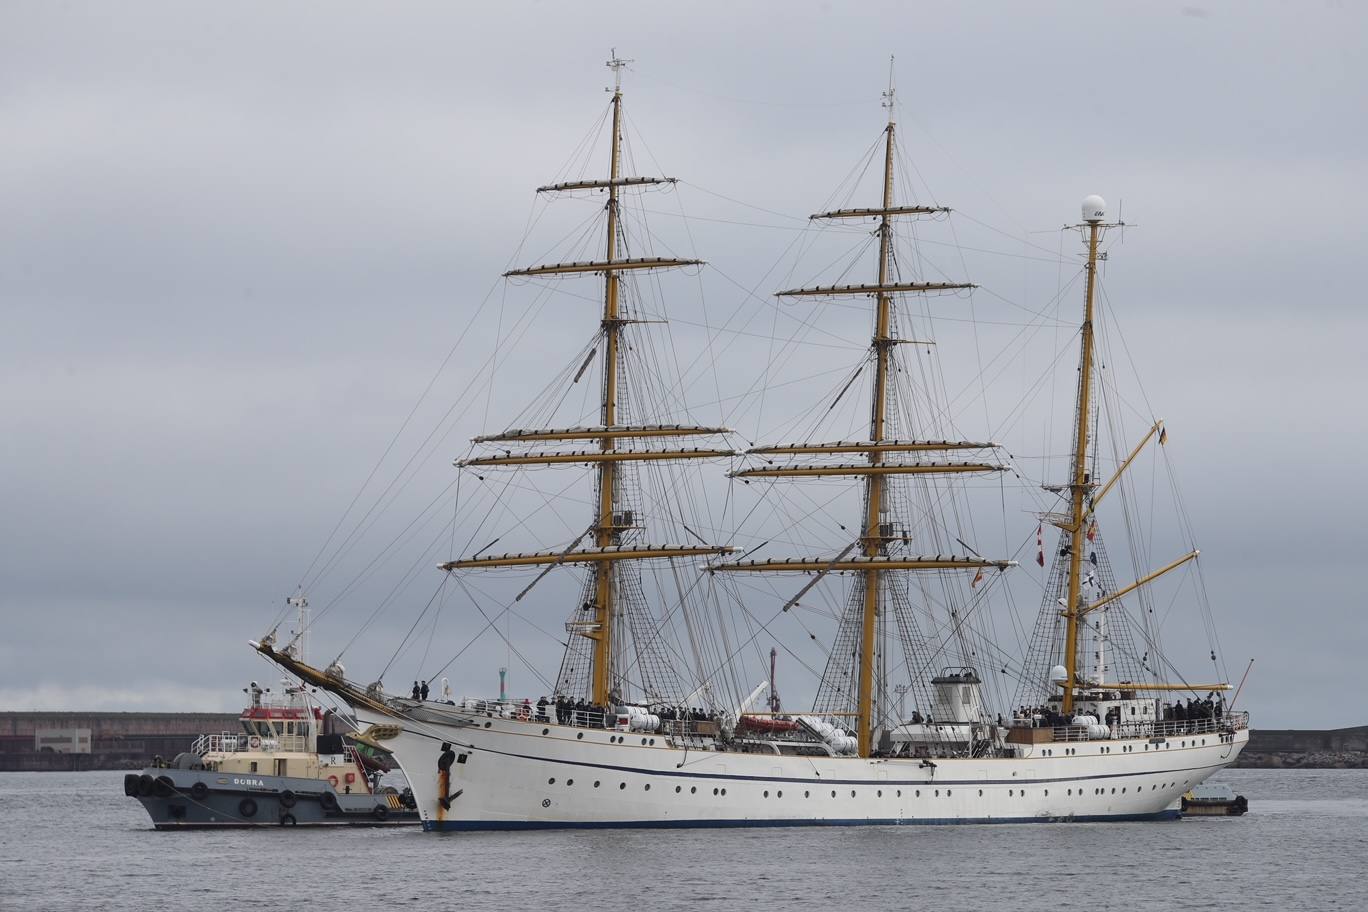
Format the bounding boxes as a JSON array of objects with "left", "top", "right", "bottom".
[
  {"left": 619, "top": 783, "right": 626, "bottom": 790},
  {"left": 915, "top": 790, "right": 920, "bottom": 797},
  {"left": 935, "top": 790, "right": 940, "bottom": 797},
  {"left": 947, "top": 790, "right": 952, "bottom": 797},
  {"left": 1009, "top": 789, "right": 1014, "bottom": 797},
  {"left": 896, "top": 790, "right": 901, "bottom": 797},
  {"left": 594, "top": 781, "right": 600, "bottom": 788},
  {"left": 1067, "top": 789, "right": 1072, "bottom": 796},
  {"left": 763, "top": 790, "right": 770, "bottom": 798},
  {"left": 805, "top": 790, "right": 810, "bottom": 798},
  {"left": 567, "top": 779, "right": 574, "bottom": 786},
  {"left": 675, "top": 785, "right": 681, "bottom": 793},
  {"left": 650, "top": 739, "right": 656, "bottom": 745},
  {"left": 1044, "top": 789, "right": 1049, "bottom": 796},
  {"left": 777, "top": 790, "right": 783, "bottom": 798},
  {"left": 644, "top": 784, "right": 650, "bottom": 791},
  {"left": 1110, "top": 788, "right": 1116, "bottom": 794},
  {"left": 690, "top": 786, "right": 697, "bottom": 794},
  {"left": 542, "top": 728, "right": 550, "bottom": 735},
  {"left": 548, "top": 777, "right": 556, "bottom": 784},
  {"left": 577, "top": 733, "right": 583, "bottom": 740},
  {"left": 877, "top": 790, "right": 882, "bottom": 798},
  {"left": 713, "top": 788, "right": 719, "bottom": 796},
  {"left": 851, "top": 790, "right": 856, "bottom": 798},
  {"left": 978, "top": 789, "right": 983, "bottom": 797},
  {"left": 484, "top": 721, "right": 492, "bottom": 728},
  {"left": 831, "top": 790, "right": 837, "bottom": 798},
  {"left": 641, "top": 738, "right": 648, "bottom": 745},
  {"left": 721, "top": 788, "right": 727, "bottom": 796}
]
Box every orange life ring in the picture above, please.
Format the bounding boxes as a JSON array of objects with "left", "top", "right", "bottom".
[{"left": 327, "top": 775, "right": 339, "bottom": 787}]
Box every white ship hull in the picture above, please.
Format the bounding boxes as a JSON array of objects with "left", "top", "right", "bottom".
[{"left": 357, "top": 705, "right": 1248, "bottom": 831}]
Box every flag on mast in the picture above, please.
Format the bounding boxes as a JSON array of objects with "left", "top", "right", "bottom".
[
  {"left": 971, "top": 567, "right": 984, "bottom": 588},
  {"left": 1036, "top": 523, "right": 1045, "bottom": 567}
]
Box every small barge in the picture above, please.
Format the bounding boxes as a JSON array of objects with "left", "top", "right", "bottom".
[{"left": 1181, "top": 782, "right": 1248, "bottom": 817}]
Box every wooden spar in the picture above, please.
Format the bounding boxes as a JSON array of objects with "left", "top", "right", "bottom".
[
  {"left": 442, "top": 545, "right": 736, "bottom": 570},
  {"left": 473, "top": 425, "right": 731, "bottom": 443},
  {"left": 730, "top": 462, "right": 1006, "bottom": 479},
  {"left": 718, "top": 556, "right": 1014, "bottom": 573},
  {"left": 776, "top": 280, "right": 975, "bottom": 298},
  {"left": 1081, "top": 549, "right": 1199, "bottom": 616},
  {"left": 746, "top": 440, "right": 994, "bottom": 455},
  {"left": 460, "top": 448, "right": 735, "bottom": 467},
  {"left": 1062, "top": 216, "right": 1103, "bottom": 715},
  {"left": 810, "top": 205, "right": 949, "bottom": 220},
  {"left": 537, "top": 176, "right": 676, "bottom": 193},
  {"left": 504, "top": 257, "right": 702, "bottom": 278},
  {"left": 1089, "top": 420, "right": 1164, "bottom": 515}
]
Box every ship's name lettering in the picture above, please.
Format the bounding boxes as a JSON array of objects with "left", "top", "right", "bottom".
[{"left": 232, "top": 777, "right": 266, "bottom": 787}]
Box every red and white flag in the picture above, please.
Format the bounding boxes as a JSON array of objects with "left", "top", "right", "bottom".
[
  {"left": 971, "top": 567, "right": 985, "bottom": 589},
  {"left": 1086, "top": 519, "right": 1098, "bottom": 542},
  {"left": 1036, "top": 523, "right": 1045, "bottom": 567}
]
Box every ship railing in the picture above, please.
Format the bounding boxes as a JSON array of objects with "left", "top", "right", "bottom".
[
  {"left": 1032, "top": 713, "right": 1249, "bottom": 744},
  {"left": 452, "top": 696, "right": 612, "bottom": 730},
  {"left": 444, "top": 696, "right": 722, "bottom": 736},
  {"left": 191, "top": 732, "right": 312, "bottom": 754}
]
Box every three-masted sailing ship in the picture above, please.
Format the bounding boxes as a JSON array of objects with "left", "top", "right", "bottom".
[{"left": 256, "top": 57, "right": 1249, "bottom": 830}]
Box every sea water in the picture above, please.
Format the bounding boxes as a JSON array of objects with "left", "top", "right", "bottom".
[{"left": 1, "top": 768, "right": 1364, "bottom": 911}]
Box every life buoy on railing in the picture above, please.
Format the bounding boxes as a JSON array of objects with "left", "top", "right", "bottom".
[
  {"left": 247, "top": 735, "right": 262, "bottom": 750},
  {"left": 327, "top": 775, "right": 339, "bottom": 788}
]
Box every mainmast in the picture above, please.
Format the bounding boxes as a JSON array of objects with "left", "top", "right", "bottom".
[
  {"left": 591, "top": 54, "right": 629, "bottom": 707},
  {"left": 718, "top": 66, "right": 1013, "bottom": 758},
  {"left": 1061, "top": 195, "right": 1106, "bottom": 715}
]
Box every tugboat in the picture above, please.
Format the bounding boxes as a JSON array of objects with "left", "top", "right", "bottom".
[{"left": 124, "top": 679, "right": 419, "bottom": 829}]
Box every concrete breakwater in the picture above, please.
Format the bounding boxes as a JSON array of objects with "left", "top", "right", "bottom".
[
  {"left": 2, "top": 712, "right": 1365, "bottom": 771},
  {"left": 0, "top": 711, "right": 238, "bottom": 771},
  {"left": 1232, "top": 725, "right": 1368, "bottom": 770}
]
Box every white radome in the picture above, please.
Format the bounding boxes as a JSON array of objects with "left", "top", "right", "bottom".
[
  {"left": 1082, "top": 194, "right": 1107, "bottom": 222},
  {"left": 1049, "top": 664, "right": 1069, "bottom": 684}
]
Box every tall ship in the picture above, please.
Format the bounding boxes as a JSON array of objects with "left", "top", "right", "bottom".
[{"left": 256, "top": 56, "right": 1249, "bottom": 830}]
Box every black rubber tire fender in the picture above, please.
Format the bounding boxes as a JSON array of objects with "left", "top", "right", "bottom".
[
  {"left": 153, "top": 775, "right": 175, "bottom": 798},
  {"left": 238, "top": 797, "right": 258, "bottom": 819},
  {"left": 137, "top": 774, "right": 155, "bottom": 797},
  {"left": 124, "top": 774, "right": 141, "bottom": 797},
  {"left": 189, "top": 781, "right": 209, "bottom": 802},
  {"left": 279, "top": 789, "right": 297, "bottom": 809},
  {"left": 319, "top": 791, "right": 339, "bottom": 812},
  {"left": 372, "top": 803, "right": 389, "bottom": 821}
]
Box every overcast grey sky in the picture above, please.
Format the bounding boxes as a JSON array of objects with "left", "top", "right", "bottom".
[{"left": 3, "top": 2, "right": 1365, "bottom": 728}]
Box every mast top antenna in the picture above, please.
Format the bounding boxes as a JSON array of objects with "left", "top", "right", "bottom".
[
  {"left": 1082, "top": 194, "right": 1107, "bottom": 223},
  {"left": 606, "top": 50, "right": 633, "bottom": 93},
  {"left": 881, "top": 56, "right": 896, "bottom": 124}
]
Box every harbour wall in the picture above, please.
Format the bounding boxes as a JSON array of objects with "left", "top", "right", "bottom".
[
  {"left": 1231, "top": 725, "right": 1368, "bottom": 769},
  {"left": 1, "top": 712, "right": 1364, "bottom": 770},
  {"left": 0, "top": 712, "right": 238, "bottom": 771}
]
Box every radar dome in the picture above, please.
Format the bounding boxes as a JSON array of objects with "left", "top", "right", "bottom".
[
  {"left": 1049, "top": 664, "right": 1069, "bottom": 684},
  {"left": 1082, "top": 194, "right": 1107, "bottom": 222}
]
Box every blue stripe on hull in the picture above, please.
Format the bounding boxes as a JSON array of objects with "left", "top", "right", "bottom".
[{"left": 424, "top": 809, "right": 1181, "bottom": 832}]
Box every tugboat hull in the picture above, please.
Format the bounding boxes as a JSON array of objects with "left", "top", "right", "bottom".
[{"left": 124, "top": 768, "right": 418, "bottom": 829}]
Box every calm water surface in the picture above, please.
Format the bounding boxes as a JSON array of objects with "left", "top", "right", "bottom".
[{"left": 2, "top": 769, "right": 1365, "bottom": 911}]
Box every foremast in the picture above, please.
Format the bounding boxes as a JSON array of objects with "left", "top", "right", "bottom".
[
  {"left": 442, "top": 53, "right": 736, "bottom": 709},
  {"left": 718, "top": 72, "right": 1013, "bottom": 758}
]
